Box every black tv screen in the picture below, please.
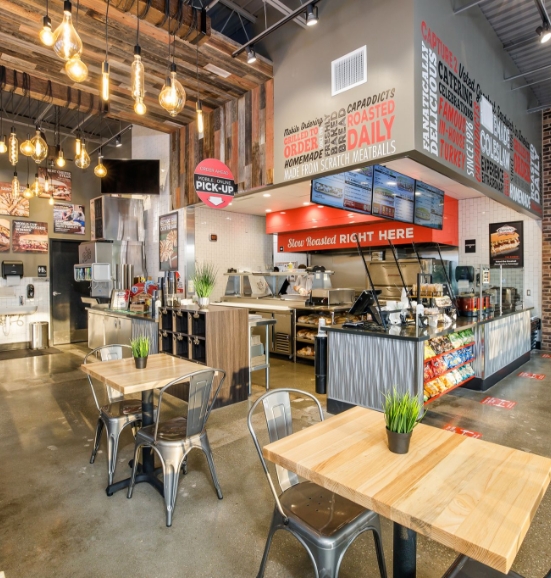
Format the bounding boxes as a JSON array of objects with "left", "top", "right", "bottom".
[
  {"left": 371, "top": 165, "right": 415, "bottom": 223},
  {"left": 414, "top": 181, "right": 444, "bottom": 230},
  {"left": 100, "top": 159, "right": 160, "bottom": 195}
]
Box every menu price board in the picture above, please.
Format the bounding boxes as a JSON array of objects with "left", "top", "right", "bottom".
[
  {"left": 489, "top": 221, "right": 523, "bottom": 268},
  {"left": 414, "top": 181, "right": 444, "bottom": 230},
  {"left": 372, "top": 165, "right": 415, "bottom": 223},
  {"left": 310, "top": 167, "right": 373, "bottom": 215}
]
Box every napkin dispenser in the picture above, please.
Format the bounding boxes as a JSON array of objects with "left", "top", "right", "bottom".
[{"left": 2, "top": 260, "right": 23, "bottom": 279}]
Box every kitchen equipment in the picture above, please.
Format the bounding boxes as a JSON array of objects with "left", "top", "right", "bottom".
[
  {"left": 310, "top": 288, "right": 355, "bottom": 306},
  {"left": 456, "top": 293, "right": 479, "bottom": 316}
]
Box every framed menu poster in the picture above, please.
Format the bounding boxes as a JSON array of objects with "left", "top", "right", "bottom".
[
  {"left": 0, "top": 181, "right": 30, "bottom": 217},
  {"left": 159, "top": 212, "right": 178, "bottom": 271},
  {"left": 38, "top": 167, "right": 72, "bottom": 201},
  {"left": 489, "top": 221, "right": 524, "bottom": 268},
  {"left": 12, "top": 221, "right": 48, "bottom": 253}
]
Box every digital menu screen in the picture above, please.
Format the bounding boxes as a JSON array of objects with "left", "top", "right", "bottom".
[
  {"left": 371, "top": 165, "right": 415, "bottom": 223},
  {"left": 414, "top": 181, "right": 444, "bottom": 230},
  {"left": 310, "top": 166, "right": 373, "bottom": 215}
]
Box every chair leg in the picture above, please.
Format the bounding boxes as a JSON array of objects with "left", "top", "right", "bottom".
[
  {"left": 200, "top": 433, "right": 223, "bottom": 499},
  {"left": 130, "top": 420, "right": 142, "bottom": 438},
  {"left": 310, "top": 546, "right": 340, "bottom": 578},
  {"left": 371, "top": 518, "right": 388, "bottom": 578},
  {"left": 90, "top": 418, "right": 104, "bottom": 464},
  {"left": 127, "top": 443, "right": 142, "bottom": 499},
  {"left": 106, "top": 423, "right": 123, "bottom": 486},
  {"left": 181, "top": 456, "right": 188, "bottom": 475},
  {"left": 163, "top": 455, "right": 183, "bottom": 527},
  {"left": 256, "top": 510, "right": 281, "bottom": 578}
]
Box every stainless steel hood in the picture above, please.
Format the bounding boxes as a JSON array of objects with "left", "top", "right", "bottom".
[{"left": 90, "top": 196, "right": 145, "bottom": 242}]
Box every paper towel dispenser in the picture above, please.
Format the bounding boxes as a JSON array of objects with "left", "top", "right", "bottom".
[{"left": 2, "top": 260, "right": 23, "bottom": 278}]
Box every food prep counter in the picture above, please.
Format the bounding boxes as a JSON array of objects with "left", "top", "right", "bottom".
[{"left": 325, "top": 308, "right": 532, "bottom": 414}]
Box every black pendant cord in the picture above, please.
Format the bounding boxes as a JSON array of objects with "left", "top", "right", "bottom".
[
  {"left": 105, "top": 0, "right": 110, "bottom": 62},
  {"left": 136, "top": 0, "right": 140, "bottom": 46}
]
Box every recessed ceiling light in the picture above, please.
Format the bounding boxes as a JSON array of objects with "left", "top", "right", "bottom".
[
  {"left": 312, "top": 219, "right": 317, "bottom": 222},
  {"left": 317, "top": 205, "right": 324, "bottom": 208},
  {"left": 280, "top": 211, "right": 286, "bottom": 214},
  {"left": 350, "top": 220, "right": 355, "bottom": 223},
  {"left": 303, "top": 202, "right": 310, "bottom": 206},
  {"left": 263, "top": 193, "right": 271, "bottom": 197},
  {"left": 313, "top": 226, "right": 318, "bottom": 228},
  {"left": 265, "top": 209, "right": 272, "bottom": 212}
]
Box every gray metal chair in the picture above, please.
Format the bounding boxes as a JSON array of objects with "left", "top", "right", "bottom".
[
  {"left": 85, "top": 344, "right": 155, "bottom": 486},
  {"left": 248, "top": 388, "right": 388, "bottom": 578},
  {"left": 442, "top": 555, "right": 551, "bottom": 578},
  {"left": 127, "top": 368, "right": 226, "bottom": 527}
]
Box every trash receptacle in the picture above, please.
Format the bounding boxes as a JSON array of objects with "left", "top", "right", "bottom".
[{"left": 30, "top": 321, "right": 48, "bottom": 350}]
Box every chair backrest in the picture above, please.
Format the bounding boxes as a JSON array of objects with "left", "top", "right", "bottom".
[
  {"left": 248, "top": 389, "right": 324, "bottom": 496},
  {"left": 84, "top": 344, "right": 132, "bottom": 409},
  {"left": 154, "top": 368, "right": 226, "bottom": 441}
]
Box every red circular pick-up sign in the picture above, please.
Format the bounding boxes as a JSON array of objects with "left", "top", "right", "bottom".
[{"left": 194, "top": 158, "right": 236, "bottom": 209}]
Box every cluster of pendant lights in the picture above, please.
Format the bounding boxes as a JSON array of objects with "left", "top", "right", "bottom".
[{"left": 39, "top": 0, "right": 195, "bottom": 123}]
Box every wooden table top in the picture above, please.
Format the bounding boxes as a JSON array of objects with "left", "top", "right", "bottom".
[
  {"left": 80, "top": 354, "right": 212, "bottom": 395},
  {"left": 263, "top": 406, "right": 551, "bottom": 574}
]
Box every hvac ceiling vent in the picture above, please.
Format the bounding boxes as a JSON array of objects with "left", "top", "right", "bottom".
[{"left": 331, "top": 46, "right": 367, "bottom": 96}]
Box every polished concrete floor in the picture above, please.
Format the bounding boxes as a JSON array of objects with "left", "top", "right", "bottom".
[{"left": 1, "top": 347, "right": 551, "bottom": 577}]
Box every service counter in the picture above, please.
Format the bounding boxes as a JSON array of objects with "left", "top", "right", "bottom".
[{"left": 325, "top": 308, "right": 532, "bottom": 414}]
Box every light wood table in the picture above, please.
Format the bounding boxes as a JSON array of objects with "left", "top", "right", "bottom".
[
  {"left": 81, "top": 353, "right": 212, "bottom": 496},
  {"left": 263, "top": 406, "right": 551, "bottom": 578}
]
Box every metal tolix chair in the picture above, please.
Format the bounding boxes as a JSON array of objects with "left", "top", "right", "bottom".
[
  {"left": 85, "top": 344, "right": 156, "bottom": 486},
  {"left": 442, "top": 555, "right": 551, "bottom": 578},
  {"left": 127, "top": 368, "right": 226, "bottom": 527},
  {"left": 248, "top": 388, "right": 387, "bottom": 578}
]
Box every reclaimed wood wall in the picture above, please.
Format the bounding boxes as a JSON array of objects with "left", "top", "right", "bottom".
[{"left": 171, "top": 79, "right": 274, "bottom": 207}]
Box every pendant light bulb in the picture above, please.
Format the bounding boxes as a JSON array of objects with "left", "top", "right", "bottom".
[
  {"left": 40, "top": 15, "right": 54, "bottom": 46},
  {"left": 134, "top": 98, "right": 147, "bottom": 116},
  {"left": 31, "top": 129, "right": 48, "bottom": 164},
  {"left": 55, "top": 145, "right": 66, "bottom": 168},
  {"left": 49, "top": 196, "right": 55, "bottom": 206},
  {"left": 8, "top": 129, "right": 18, "bottom": 165},
  {"left": 196, "top": 100, "right": 204, "bottom": 139},
  {"left": 23, "top": 184, "right": 32, "bottom": 199},
  {"left": 0, "top": 135, "right": 7, "bottom": 154},
  {"left": 131, "top": 46, "right": 146, "bottom": 115},
  {"left": 75, "top": 139, "right": 90, "bottom": 169},
  {"left": 44, "top": 173, "right": 50, "bottom": 193},
  {"left": 11, "top": 172, "right": 20, "bottom": 198},
  {"left": 94, "top": 154, "right": 107, "bottom": 178},
  {"left": 20, "top": 134, "right": 34, "bottom": 157},
  {"left": 32, "top": 173, "right": 40, "bottom": 197},
  {"left": 53, "top": 0, "right": 83, "bottom": 61},
  {"left": 101, "top": 61, "right": 110, "bottom": 102},
  {"left": 65, "top": 55, "right": 88, "bottom": 83},
  {"left": 75, "top": 137, "right": 81, "bottom": 156},
  {"left": 159, "top": 64, "right": 186, "bottom": 117}
]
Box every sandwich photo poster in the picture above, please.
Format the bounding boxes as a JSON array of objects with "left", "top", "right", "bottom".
[
  {"left": 0, "top": 181, "right": 30, "bottom": 217},
  {"left": 159, "top": 212, "right": 178, "bottom": 271},
  {"left": 489, "top": 221, "right": 524, "bottom": 268},
  {"left": 0, "top": 218, "right": 10, "bottom": 252},
  {"left": 37, "top": 167, "right": 72, "bottom": 201},
  {"left": 12, "top": 221, "right": 49, "bottom": 253}
]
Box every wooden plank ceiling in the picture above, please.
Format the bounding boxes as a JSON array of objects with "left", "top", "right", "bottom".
[{"left": 0, "top": 0, "right": 273, "bottom": 133}]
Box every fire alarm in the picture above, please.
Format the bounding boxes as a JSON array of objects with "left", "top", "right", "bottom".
[{"left": 210, "top": 234, "right": 218, "bottom": 242}]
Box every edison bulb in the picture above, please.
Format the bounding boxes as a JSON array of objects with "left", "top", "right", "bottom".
[
  {"left": 75, "top": 137, "right": 81, "bottom": 156},
  {"left": 40, "top": 15, "right": 54, "bottom": 46},
  {"left": 159, "top": 65, "right": 186, "bottom": 117},
  {"left": 131, "top": 48, "right": 145, "bottom": 98},
  {"left": 53, "top": 1, "right": 83, "bottom": 61},
  {"left": 31, "top": 130, "right": 48, "bottom": 164},
  {"left": 75, "top": 139, "right": 90, "bottom": 169},
  {"left": 8, "top": 129, "right": 18, "bottom": 165},
  {"left": 49, "top": 196, "right": 54, "bottom": 206},
  {"left": 23, "top": 185, "right": 32, "bottom": 199},
  {"left": 55, "top": 146, "right": 66, "bottom": 168},
  {"left": 196, "top": 100, "right": 204, "bottom": 139},
  {"left": 44, "top": 174, "right": 50, "bottom": 193},
  {"left": 11, "top": 172, "right": 19, "bottom": 198},
  {"left": 32, "top": 173, "right": 40, "bottom": 196},
  {"left": 20, "top": 134, "right": 34, "bottom": 156},
  {"left": 101, "top": 61, "right": 110, "bottom": 102},
  {"left": 94, "top": 155, "right": 107, "bottom": 178},
  {"left": 134, "top": 98, "right": 146, "bottom": 115},
  {"left": 65, "top": 55, "right": 88, "bottom": 82},
  {"left": 0, "top": 136, "right": 7, "bottom": 154}
]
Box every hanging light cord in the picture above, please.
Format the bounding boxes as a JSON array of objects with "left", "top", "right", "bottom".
[
  {"left": 136, "top": 0, "right": 140, "bottom": 45},
  {"left": 105, "top": 0, "right": 110, "bottom": 61},
  {"left": 46, "top": 0, "right": 49, "bottom": 17},
  {"left": 196, "top": 44, "right": 199, "bottom": 102}
]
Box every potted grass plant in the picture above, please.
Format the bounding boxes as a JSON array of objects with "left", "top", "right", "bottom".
[
  {"left": 131, "top": 335, "right": 150, "bottom": 369},
  {"left": 383, "top": 387, "right": 425, "bottom": 454},
  {"left": 191, "top": 262, "right": 218, "bottom": 308}
]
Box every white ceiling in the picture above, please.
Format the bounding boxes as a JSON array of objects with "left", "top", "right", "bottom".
[{"left": 222, "top": 158, "right": 484, "bottom": 217}]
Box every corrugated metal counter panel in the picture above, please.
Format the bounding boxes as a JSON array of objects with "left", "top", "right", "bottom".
[
  {"left": 480, "top": 310, "right": 531, "bottom": 378},
  {"left": 327, "top": 331, "right": 423, "bottom": 411}
]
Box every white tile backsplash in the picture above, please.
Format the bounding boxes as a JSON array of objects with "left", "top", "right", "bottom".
[{"left": 458, "top": 196, "right": 542, "bottom": 316}]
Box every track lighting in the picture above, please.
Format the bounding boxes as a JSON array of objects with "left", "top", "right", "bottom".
[
  {"left": 11, "top": 172, "right": 19, "bottom": 198},
  {"left": 246, "top": 46, "right": 257, "bottom": 64},
  {"left": 8, "top": 129, "right": 18, "bottom": 165},
  {"left": 0, "top": 136, "right": 6, "bottom": 154},
  {"left": 31, "top": 129, "right": 48, "bottom": 164},
  {"left": 159, "top": 63, "right": 186, "bottom": 117},
  {"left": 306, "top": 4, "right": 318, "bottom": 26},
  {"left": 53, "top": 1, "right": 83, "bottom": 61},
  {"left": 75, "top": 138, "right": 90, "bottom": 169},
  {"left": 101, "top": 61, "right": 110, "bottom": 102},
  {"left": 94, "top": 154, "right": 107, "bottom": 178},
  {"left": 196, "top": 100, "right": 204, "bottom": 139},
  {"left": 537, "top": 21, "right": 551, "bottom": 43},
  {"left": 115, "top": 134, "right": 122, "bottom": 147},
  {"left": 66, "top": 55, "right": 88, "bottom": 82},
  {"left": 55, "top": 145, "right": 66, "bottom": 168}
]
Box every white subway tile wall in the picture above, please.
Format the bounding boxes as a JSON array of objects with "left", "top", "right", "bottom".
[
  {"left": 0, "top": 277, "right": 50, "bottom": 345},
  {"left": 458, "top": 196, "right": 542, "bottom": 316},
  {"left": 195, "top": 207, "right": 273, "bottom": 302}
]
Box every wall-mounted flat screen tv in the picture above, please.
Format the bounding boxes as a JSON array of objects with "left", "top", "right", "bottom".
[
  {"left": 310, "top": 166, "right": 374, "bottom": 215},
  {"left": 414, "top": 181, "right": 444, "bottom": 230},
  {"left": 371, "top": 165, "right": 415, "bottom": 223},
  {"left": 100, "top": 160, "right": 160, "bottom": 195}
]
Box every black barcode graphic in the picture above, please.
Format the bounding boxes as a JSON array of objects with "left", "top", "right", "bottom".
[{"left": 332, "top": 47, "right": 367, "bottom": 96}]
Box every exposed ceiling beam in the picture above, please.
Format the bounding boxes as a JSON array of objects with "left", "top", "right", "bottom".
[
  {"left": 264, "top": 0, "right": 307, "bottom": 29},
  {"left": 207, "top": 0, "right": 257, "bottom": 23},
  {"left": 453, "top": 0, "right": 487, "bottom": 14},
  {"left": 511, "top": 74, "right": 551, "bottom": 91},
  {"left": 526, "top": 102, "right": 551, "bottom": 113},
  {"left": 504, "top": 62, "right": 551, "bottom": 82}
]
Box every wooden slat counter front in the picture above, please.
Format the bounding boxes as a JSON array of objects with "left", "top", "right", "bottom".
[{"left": 263, "top": 406, "right": 551, "bottom": 574}]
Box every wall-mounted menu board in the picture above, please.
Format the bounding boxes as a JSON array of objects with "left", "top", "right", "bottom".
[
  {"left": 372, "top": 166, "right": 415, "bottom": 223},
  {"left": 414, "top": 181, "right": 444, "bottom": 230},
  {"left": 310, "top": 166, "right": 373, "bottom": 215}
]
